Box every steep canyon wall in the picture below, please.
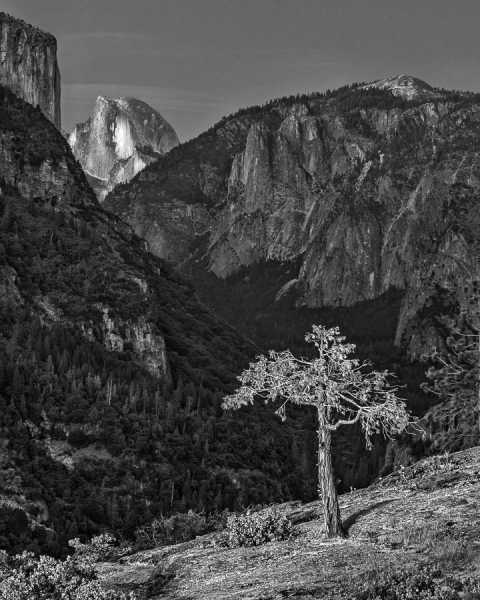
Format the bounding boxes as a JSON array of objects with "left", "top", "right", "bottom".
[
  {"left": 0, "top": 12, "right": 61, "bottom": 128},
  {"left": 105, "top": 77, "right": 480, "bottom": 356}
]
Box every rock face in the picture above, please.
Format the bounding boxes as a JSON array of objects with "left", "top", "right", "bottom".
[
  {"left": 0, "top": 12, "right": 61, "bottom": 128},
  {"left": 105, "top": 77, "right": 480, "bottom": 356},
  {"left": 362, "top": 74, "right": 444, "bottom": 101},
  {"left": 69, "top": 96, "right": 179, "bottom": 201},
  {"left": 100, "top": 307, "right": 168, "bottom": 376}
]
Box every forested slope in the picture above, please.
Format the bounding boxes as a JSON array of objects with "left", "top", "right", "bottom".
[{"left": 0, "top": 86, "right": 329, "bottom": 557}]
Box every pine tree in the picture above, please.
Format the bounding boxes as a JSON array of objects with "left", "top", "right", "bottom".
[{"left": 223, "top": 325, "right": 424, "bottom": 538}]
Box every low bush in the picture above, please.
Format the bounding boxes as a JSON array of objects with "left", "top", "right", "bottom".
[
  {"left": 339, "top": 563, "right": 480, "bottom": 600},
  {"left": 0, "top": 549, "right": 136, "bottom": 599},
  {"left": 221, "top": 507, "right": 295, "bottom": 548},
  {"left": 134, "top": 509, "right": 228, "bottom": 550},
  {"left": 418, "top": 452, "right": 458, "bottom": 477},
  {"left": 68, "top": 533, "right": 131, "bottom": 563}
]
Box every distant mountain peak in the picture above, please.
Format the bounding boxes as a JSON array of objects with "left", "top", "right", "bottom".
[
  {"left": 363, "top": 75, "right": 444, "bottom": 101},
  {"left": 68, "top": 95, "right": 179, "bottom": 201}
]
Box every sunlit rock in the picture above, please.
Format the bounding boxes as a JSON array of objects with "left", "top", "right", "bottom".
[
  {"left": 0, "top": 12, "right": 61, "bottom": 128},
  {"left": 69, "top": 96, "right": 179, "bottom": 201}
]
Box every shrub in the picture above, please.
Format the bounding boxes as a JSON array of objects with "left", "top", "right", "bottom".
[
  {"left": 338, "top": 563, "right": 480, "bottom": 600},
  {"left": 134, "top": 509, "right": 228, "bottom": 550},
  {"left": 221, "top": 507, "right": 295, "bottom": 548},
  {"left": 0, "top": 549, "right": 136, "bottom": 599},
  {"left": 68, "top": 533, "right": 131, "bottom": 563}
]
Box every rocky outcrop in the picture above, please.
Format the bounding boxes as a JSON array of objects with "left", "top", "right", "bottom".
[
  {"left": 106, "top": 76, "right": 480, "bottom": 356},
  {"left": 106, "top": 116, "right": 251, "bottom": 262},
  {"left": 0, "top": 265, "right": 23, "bottom": 311},
  {"left": 69, "top": 96, "right": 179, "bottom": 200},
  {"left": 100, "top": 306, "right": 168, "bottom": 376},
  {"left": 363, "top": 74, "right": 444, "bottom": 102},
  {"left": 0, "top": 12, "right": 61, "bottom": 128}
]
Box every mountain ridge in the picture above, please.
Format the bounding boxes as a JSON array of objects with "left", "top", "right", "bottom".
[
  {"left": 105, "top": 77, "right": 480, "bottom": 360},
  {"left": 362, "top": 74, "right": 444, "bottom": 101}
]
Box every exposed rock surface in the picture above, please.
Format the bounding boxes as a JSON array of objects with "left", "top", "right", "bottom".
[
  {"left": 0, "top": 12, "right": 61, "bottom": 128},
  {"left": 96, "top": 446, "right": 480, "bottom": 599},
  {"left": 105, "top": 77, "right": 480, "bottom": 356},
  {"left": 0, "top": 265, "right": 23, "bottom": 311},
  {"left": 362, "top": 74, "right": 444, "bottom": 101},
  {"left": 100, "top": 307, "right": 168, "bottom": 376},
  {"left": 69, "top": 96, "right": 179, "bottom": 201}
]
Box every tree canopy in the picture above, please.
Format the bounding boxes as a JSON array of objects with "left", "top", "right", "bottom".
[
  {"left": 223, "top": 325, "right": 425, "bottom": 537},
  {"left": 223, "top": 325, "right": 422, "bottom": 449}
]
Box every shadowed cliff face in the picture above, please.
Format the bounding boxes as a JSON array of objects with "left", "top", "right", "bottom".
[
  {"left": 105, "top": 77, "right": 480, "bottom": 356},
  {"left": 0, "top": 12, "right": 61, "bottom": 129},
  {"left": 0, "top": 86, "right": 96, "bottom": 206},
  {"left": 69, "top": 96, "right": 179, "bottom": 201}
]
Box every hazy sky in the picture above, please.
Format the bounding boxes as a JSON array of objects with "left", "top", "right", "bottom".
[{"left": 4, "top": 0, "right": 480, "bottom": 141}]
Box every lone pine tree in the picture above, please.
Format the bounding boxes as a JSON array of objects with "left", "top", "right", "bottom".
[{"left": 223, "top": 325, "right": 425, "bottom": 538}]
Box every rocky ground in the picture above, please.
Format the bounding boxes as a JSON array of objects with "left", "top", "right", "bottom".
[{"left": 96, "top": 446, "right": 480, "bottom": 599}]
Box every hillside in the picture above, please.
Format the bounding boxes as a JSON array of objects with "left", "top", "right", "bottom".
[
  {"left": 0, "top": 84, "right": 332, "bottom": 557},
  {"left": 103, "top": 76, "right": 480, "bottom": 472},
  {"left": 95, "top": 445, "right": 480, "bottom": 599}
]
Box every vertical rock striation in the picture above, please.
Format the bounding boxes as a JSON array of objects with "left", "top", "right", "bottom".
[
  {"left": 68, "top": 96, "right": 179, "bottom": 201},
  {"left": 0, "top": 12, "right": 61, "bottom": 128},
  {"left": 105, "top": 76, "right": 480, "bottom": 356}
]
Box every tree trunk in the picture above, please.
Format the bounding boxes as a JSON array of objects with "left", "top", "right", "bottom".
[{"left": 317, "top": 408, "right": 347, "bottom": 538}]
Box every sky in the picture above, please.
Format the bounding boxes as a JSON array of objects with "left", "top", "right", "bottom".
[{"left": 3, "top": 0, "right": 480, "bottom": 142}]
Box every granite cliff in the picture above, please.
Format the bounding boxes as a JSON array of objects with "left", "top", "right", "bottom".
[
  {"left": 69, "top": 96, "right": 179, "bottom": 201},
  {"left": 0, "top": 12, "right": 61, "bottom": 128},
  {"left": 105, "top": 76, "right": 480, "bottom": 358}
]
